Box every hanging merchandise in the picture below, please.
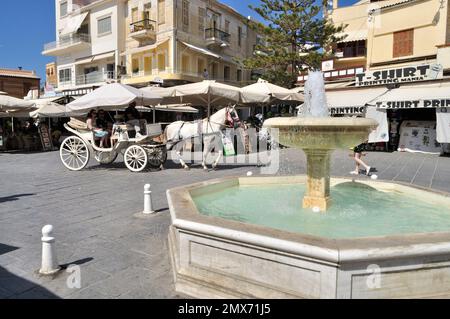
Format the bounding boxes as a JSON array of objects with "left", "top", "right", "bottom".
[
  {"left": 222, "top": 130, "right": 235, "bottom": 156},
  {"left": 398, "top": 121, "right": 441, "bottom": 154}
]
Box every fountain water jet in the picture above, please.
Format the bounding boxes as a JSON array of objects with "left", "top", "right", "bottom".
[{"left": 264, "top": 71, "right": 378, "bottom": 211}]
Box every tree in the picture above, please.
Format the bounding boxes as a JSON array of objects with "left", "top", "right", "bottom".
[{"left": 243, "top": 0, "right": 345, "bottom": 88}]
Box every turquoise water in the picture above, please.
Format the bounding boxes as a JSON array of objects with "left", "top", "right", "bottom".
[{"left": 193, "top": 183, "right": 450, "bottom": 239}]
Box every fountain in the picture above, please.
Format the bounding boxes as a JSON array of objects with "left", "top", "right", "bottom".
[
  {"left": 264, "top": 71, "right": 378, "bottom": 211},
  {"left": 167, "top": 72, "right": 450, "bottom": 299}
]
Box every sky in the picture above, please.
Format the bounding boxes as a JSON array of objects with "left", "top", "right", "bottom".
[{"left": 0, "top": 0, "right": 357, "bottom": 85}]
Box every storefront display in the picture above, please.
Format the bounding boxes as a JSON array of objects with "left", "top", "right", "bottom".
[{"left": 398, "top": 121, "right": 441, "bottom": 154}]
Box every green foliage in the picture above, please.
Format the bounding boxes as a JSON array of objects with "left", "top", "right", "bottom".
[{"left": 243, "top": 0, "right": 345, "bottom": 88}]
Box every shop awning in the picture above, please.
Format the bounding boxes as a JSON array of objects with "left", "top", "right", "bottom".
[
  {"left": 180, "top": 41, "right": 222, "bottom": 59},
  {"left": 75, "top": 51, "right": 115, "bottom": 65},
  {"left": 138, "top": 104, "right": 199, "bottom": 113},
  {"left": 121, "top": 39, "right": 170, "bottom": 56},
  {"left": 60, "top": 12, "right": 89, "bottom": 35},
  {"left": 93, "top": 51, "right": 115, "bottom": 61},
  {"left": 326, "top": 87, "right": 389, "bottom": 114},
  {"left": 369, "top": 82, "right": 450, "bottom": 109},
  {"left": 337, "top": 29, "right": 368, "bottom": 43}
]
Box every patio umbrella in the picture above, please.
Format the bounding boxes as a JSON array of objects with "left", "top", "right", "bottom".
[
  {"left": 139, "top": 86, "right": 176, "bottom": 98},
  {"left": 30, "top": 101, "right": 69, "bottom": 118},
  {"left": 144, "top": 81, "right": 241, "bottom": 118},
  {"left": 66, "top": 83, "right": 162, "bottom": 113},
  {"left": 241, "top": 79, "right": 304, "bottom": 104},
  {"left": 0, "top": 94, "right": 36, "bottom": 112}
]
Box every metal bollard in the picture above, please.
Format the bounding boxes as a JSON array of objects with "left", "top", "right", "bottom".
[
  {"left": 39, "top": 225, "right": 61, "bottom": 275},
  {"left": 143, "top": 184, "right": 155, "bottom": 214}
]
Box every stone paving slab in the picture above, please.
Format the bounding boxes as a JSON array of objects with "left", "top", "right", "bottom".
[{"left": 1, "top": 149, "right": 450, "bottom": 298}]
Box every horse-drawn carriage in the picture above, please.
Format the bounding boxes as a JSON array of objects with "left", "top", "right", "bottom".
[{"left": 60, "top": 118, "right": 167, "bottom": 172}]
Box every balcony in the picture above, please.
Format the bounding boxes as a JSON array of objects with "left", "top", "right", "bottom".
[
  {"left": 129, "top": 19, "right": 157, "bottom": 41},
  {"left": 205, "top": 28, "right": 230, "bottom": 48},
  {"left": 42, "top": 33, "right": 91, "bottom": 56},
  {"left": 253, "top": 44, "right": 268, "bottom": 56},
  {"left": 76, "top": 71, "right": 115, "bottom": 86}
]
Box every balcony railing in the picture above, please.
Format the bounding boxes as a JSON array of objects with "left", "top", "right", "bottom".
[
  {"left": 44, "top": 33, "right": 90, "bottom": 52},
  {"left": 130, "top": 19, "right": 157, "bottom": 33},
  {"left": 75, "top": 71, "right": 115, "bottom": 86},
  {"left": 205, "top": 28, "right": 230, "bottom": 44},
  {"left": 72, "top": 0, "right": 97, "bottom": 8}
]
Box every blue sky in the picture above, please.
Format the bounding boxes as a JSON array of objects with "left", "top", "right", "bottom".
[{"left": 0, "top": 0, "right": 357, "bottom": 85}]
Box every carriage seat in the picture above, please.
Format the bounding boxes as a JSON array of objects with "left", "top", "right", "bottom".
[{"left": 67, "top": 118, "right": 90, "bottom": 132}]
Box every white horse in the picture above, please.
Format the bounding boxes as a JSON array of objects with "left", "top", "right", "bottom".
[{"left": 164, "top": 106, "right": 240, "bottom": 170}]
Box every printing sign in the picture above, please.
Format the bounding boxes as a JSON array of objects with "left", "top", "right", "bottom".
[
  {"left": 329, "top": 106, "right": 365, "bottom": 115},
  {"left": 356, "top": 64, "right": 443, "bottom": 87}
]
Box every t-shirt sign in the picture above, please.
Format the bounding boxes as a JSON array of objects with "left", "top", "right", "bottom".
[
  {"left": 376, "top": 100, "right": 450, "bottom": 109},
  {"left": 356, "top": 64, "right": 443, "bottom": 87}
]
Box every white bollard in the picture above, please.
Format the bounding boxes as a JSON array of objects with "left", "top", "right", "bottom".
[
  {"left": 143, "top": 184, "right": 155, "bottom": 214},
  {"left": 39, "top": 225, "right": 60, "bottom": 275}
]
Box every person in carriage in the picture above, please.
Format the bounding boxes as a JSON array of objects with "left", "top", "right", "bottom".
[{"left": 86, "top": 109, "right": 109, "bottom": 148}]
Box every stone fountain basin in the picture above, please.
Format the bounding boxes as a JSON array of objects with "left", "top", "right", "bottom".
[
  {"left": 167, "top": 176, "right": 450, "bottom": 299},
  {"left": 263, "top": 117, "right": 378, "bottom": 149}
]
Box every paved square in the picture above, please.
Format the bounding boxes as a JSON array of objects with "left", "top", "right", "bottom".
[{"left": 0, "top": 149, "right": 449, "bottom": 298}]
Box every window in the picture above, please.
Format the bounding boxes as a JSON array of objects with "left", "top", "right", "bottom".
[
  {"left": 198, "top": 7, "right": 205, "bottom": 34},
  {"left": 336, "top": 40, "right": 366, "bottom": 58},
  {"left": 197, "top": 58, "right": 205, "bottom": 76},
  {"left": 60, "top": 1, "right": 68, "bottom": 17},
  {"left": 132, "top": 59, "right": 140, "bottom": 74},
  {"left": 393, "top": 29, "right": 414, "bottom": 58},
  {"left": 131, "top": 7, "right": 139, "bottom": 23},
  {"left": 158, "top": 0, "right": 165, "bottom": 24},
  {"left": 182, "top": 1, "right": 189, "bottom": 26},
  {"left": 238, "top": 26, "right": 242, "bottom": 47},
  {"left": 225, "top": 20, "right": 230, "bottom": 34},
  {"left": 98, "top": 16, "right": 112, "bottom": 36},
  {"left": 59, "top": 68, "right": 71, "bottom": 83},
  {"left": 237, "top": 69, "right": 242, "bottom": 82},
  {"left": 224, "top": 66, "right": 230, "bottom": 81},
  {"left": 144, "top": 3, "right": 151, "bottom": 20}
]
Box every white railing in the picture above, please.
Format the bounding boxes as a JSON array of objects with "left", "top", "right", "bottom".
[
  {"left": 44, "top": 33, "right": 90, "bottom": 52},
  {"left": 76, "top": 71, "right": 115, "bottom": 85}
]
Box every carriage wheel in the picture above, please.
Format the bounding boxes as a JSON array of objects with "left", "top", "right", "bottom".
[
  {"left": 95, "top": 151, "right": 118, "bottom": 165},
  {"left": 147, "top": 146, "right": 167, "bottom": 168},
  {"left": 60, "top": 136, "right": 90, "bottom": 171},
  {"left": 124, "top": 145, "right": 148, "bottom": 172}
]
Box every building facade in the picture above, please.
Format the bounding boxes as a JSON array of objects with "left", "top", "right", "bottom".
[
  {"left": 45, "top": 62, "right": 58, "bottom": 88},
  {"left": 43, "top": 0, "right": 127, "bottom": 96},
  {"left": 297, "top": 0, "right": 450, "bottom": 154},
  {"left": 121, "top": 0, "right": 258, "bottom": 87},
  {"left": 44, "top": 0, "right": 259, "bottom": 93},
  {"left": 0, "top": 68, "right": 40, "bottom": 99},
  {"left": 299, "top": 0, "right": 450, "bottom": 84}
]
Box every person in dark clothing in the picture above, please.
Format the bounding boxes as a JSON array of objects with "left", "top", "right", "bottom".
[
  {"left": 350, "top": 141, "right": 371, "bottom": 176},
  {"left": 96, "top": 109, "right": 112, "bottom": 147},
  {"left": 124, "top": 102, "right": 142, "bottom": 138}
]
